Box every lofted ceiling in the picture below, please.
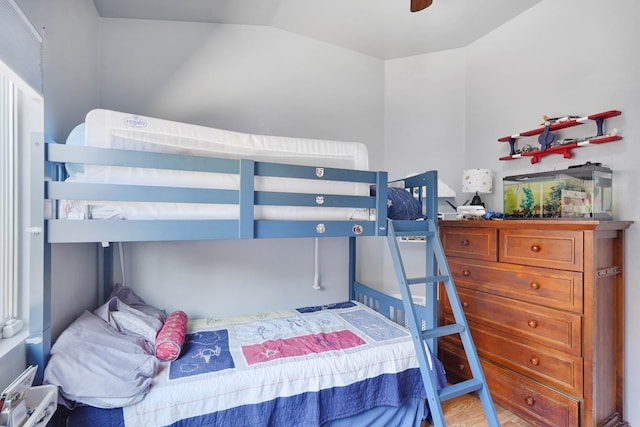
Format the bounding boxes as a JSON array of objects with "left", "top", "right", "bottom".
[{"left": 92, "top": 0, "right": 542, "bottom": 60}]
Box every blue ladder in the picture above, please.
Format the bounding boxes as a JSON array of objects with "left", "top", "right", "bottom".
[{"left": 386, "top": 219, "right": 500, "bottom": 427}]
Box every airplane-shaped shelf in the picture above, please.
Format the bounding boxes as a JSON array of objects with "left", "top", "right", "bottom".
[{"left": 498, "top": 110, "right": 622, "bottom": 164}]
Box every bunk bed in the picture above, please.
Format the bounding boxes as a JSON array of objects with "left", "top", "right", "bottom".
[{"left": 33, "top": 109, "right": 445, "bottom": 427}]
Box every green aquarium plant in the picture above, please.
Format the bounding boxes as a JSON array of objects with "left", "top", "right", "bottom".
[{"left": 520, "top": 187, "right": 534, "bottom": 214}]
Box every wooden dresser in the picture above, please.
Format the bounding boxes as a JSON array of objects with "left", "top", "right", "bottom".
[{"left": 438, "top": 220, "right": 632, "bottom": 427}]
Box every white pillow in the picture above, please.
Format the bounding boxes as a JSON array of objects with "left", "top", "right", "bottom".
[
  {"left": 94, "top": 296, "right": 164, "bottom": 345},
  {"left": 111, "top": 310, "right": 161, "bottom": 345},
  {"left": 44, "top": 311, "right": 157, "bottom": 409}
]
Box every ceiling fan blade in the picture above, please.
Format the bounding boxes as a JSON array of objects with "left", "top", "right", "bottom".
[{"left": 410, "top": 0, "right": 433, "bottom": 12}]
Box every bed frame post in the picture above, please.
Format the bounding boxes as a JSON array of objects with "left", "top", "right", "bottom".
[
  {"left": 348, "top": 236, "right": 356, "bottom": 300},
  {"left": 99, "top": 244, "right": 113, "bottom": 304},
  {"left": 423, "top": 171, "right": 439, "bottom": 347},
  {"left": 424, "top": 171, "right": 438, "bottom": 338},
  {"left": 238, "top": 159, "right": 255, "bottom": 238},
  {"left": 26, "top": 134, "right": 50, "bottom": 384},
  {"left": 375, "top": 171, "right": 388, "bottom": 236}
]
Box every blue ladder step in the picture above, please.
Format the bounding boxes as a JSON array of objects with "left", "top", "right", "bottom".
[
  {"left": 421, "top": 323, "right": 465, "bottom": 340},
  {"left": 392, "top": 229, "right": 435, "bottom": 237},
  {"left": 407, "top": 275, "right": 450, "bottom": 285},
  {"left": 439, "top": 379, "right": 484, "bottom": 402},
  {"left": 389, "top": 220, "right": 434, "bottom": 234}
]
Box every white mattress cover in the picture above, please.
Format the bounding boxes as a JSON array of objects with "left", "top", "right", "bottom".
[{"left": 61, "top": 109, "right": 371, "bottom": 221}]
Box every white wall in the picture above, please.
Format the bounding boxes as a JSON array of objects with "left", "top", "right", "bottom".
[
  {"left": 17, "top": 0, "right": 101, "bottom": 142},
  {"left": 98, "top": 18, "right": 386, "bottom": 316},
  {"left": 384, "top": 0, "right": 640, "bottom": 423},
  {"left": 380, "top": 48, "right": 467, "bottom": 294},
  {"left": 384, "top": 48, "right": 466, "bottom": 185},
  {"left": 467, "top": 2, "right": 640, "bottom": 422}
]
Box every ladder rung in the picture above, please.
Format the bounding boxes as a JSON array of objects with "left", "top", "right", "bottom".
[
  {"left": 394, "top": 232, "right": 434, "bottom": 239},
  {"left": 421, "top": 323, "right": 465, "bottom": 340},
  {"left": 438, "top": 379, "right": 484, "bottom": 402},
  {"left": 407, "top": 275, "right": 449, "bottom": 285},
  {"left": 395, "top": 229, "right": 434, "bottom": 237},
  {"left": 391, "top": 221, "right": 435, "bottom": 235},
  {"left": 391, "top": 219, "right": 430, "bottom": 228}
]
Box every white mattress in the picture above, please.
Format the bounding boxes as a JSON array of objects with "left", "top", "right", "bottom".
[{"left": 61, "top": 109, "right": 371, "bottom": 221}]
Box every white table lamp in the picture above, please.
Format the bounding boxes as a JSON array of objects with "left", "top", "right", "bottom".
[{"left": 462, "top": 169, "right": 493, "bottom": 207}]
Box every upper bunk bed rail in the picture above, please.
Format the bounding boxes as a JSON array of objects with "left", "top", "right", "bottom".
[{"left": 44, "top": 142, "right": 392, "bottom": 243}]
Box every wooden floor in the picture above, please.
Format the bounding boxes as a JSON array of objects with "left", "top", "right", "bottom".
[{"left": 426, "top": 393, "right": 532, "bottom": 427}]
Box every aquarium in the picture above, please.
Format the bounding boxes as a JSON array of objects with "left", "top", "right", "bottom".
[{"left": 502, "top": 164, "right": 613, "bottom": 219}]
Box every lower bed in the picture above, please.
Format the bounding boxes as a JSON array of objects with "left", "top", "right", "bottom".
[{"left": 46, "top": 295, "right": 445, "bottom": 427}]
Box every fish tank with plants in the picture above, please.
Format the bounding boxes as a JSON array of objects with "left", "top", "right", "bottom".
[{"left": 502, "top": 164, "right": 613, "bottom": 220}]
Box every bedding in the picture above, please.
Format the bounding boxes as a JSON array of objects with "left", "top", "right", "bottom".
[
  {"left": 60, "top": 109, "right": 372, "bottom": 221},
  {"left": 44, "top": 310, "right": 158, "bottom": 409},
  {"left": 66, "top": 397, "right": 427, "bottom": 427},
  {"left": 45, "top": 285, "right": 167, "bottom": 408},
  {"left": 94, "top": 295, "right": 164, "bottom": 345},
  {"left": 371, "top": 185, "right": 424, "bottom": 220},
  {"left": 47, "top": 299, "right": 445, "bottom": 426}
]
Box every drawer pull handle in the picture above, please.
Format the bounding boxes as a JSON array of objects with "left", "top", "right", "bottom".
[
  {"left": 529, "top": 281, "right": 540, "bottom": 290},
  {"left": 530, "top": 357, "right": 540, "bottom": 366},
  {"left": 457, "top": 363, "right": 466, "bottom": 372},
  {"left": 528, "top": 320, "right": 538, "bottom": 328},
  {"left": 525, "top": 396, "right": 536, "bottom": 406},
  {"left": 462, "top": 302, "right": 469, "bottom": 309},
  {"left": 530, "top": 244, "right": 541, "bottom": 253},
  {"left": 460, "top": 239, "right": 470, "bottom": 246},
  {"left": 462, "top": 270, "right": 471, "bottom": 277}
]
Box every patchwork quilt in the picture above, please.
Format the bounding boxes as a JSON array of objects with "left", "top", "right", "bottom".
[{"left": 122, "top": 301, "right": 431, "bottom": 426}]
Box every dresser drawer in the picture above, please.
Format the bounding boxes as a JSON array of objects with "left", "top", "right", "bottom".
[
  {"left": 483, "top": 360, "right": 580, "bottom": 427},
  {"left": 442, "top": 313, "right": 583, "bottom": 395},
  {"left": 499, "top": 229, "right": 583, "bottom": 271},
  {"left": 443, "top": 288, "right": 582, "bottom": 355},
  {"left": 440, "top": 344, "right": 580, "bottom": 427},
  {"left": 447, "top": 258, "right": 583, "bottom": 313},
  {"left": 440, "top": 226, "right": 497, "bottom": 261}
]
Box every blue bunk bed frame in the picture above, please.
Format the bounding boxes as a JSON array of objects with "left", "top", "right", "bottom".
[{"left": 30, "top": 141, "right": 440, "bottom": 382}]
